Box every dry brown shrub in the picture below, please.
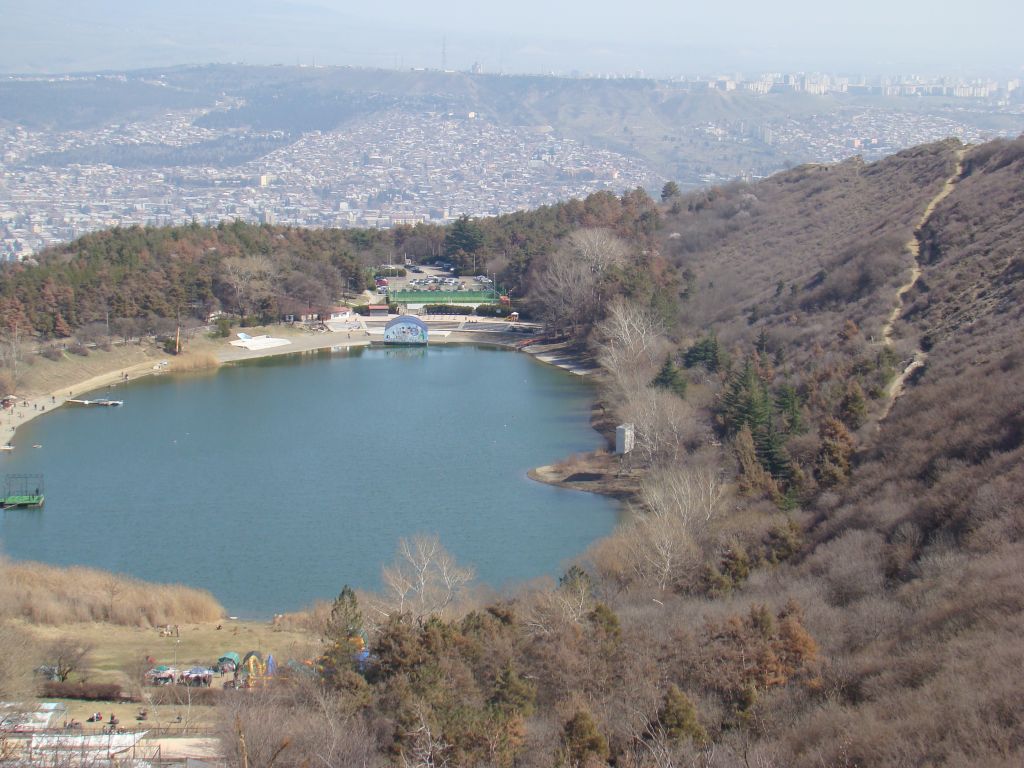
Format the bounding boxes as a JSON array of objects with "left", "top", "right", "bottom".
[
  {"left": 803, "top": 529, "right": 885, "bottom": 607},
  {"left": 0, "top": 559, "right": 223, "bottom": 627},
  {"left": 273, "top": 599, "right": 332, "bottom": 634},
  {"left": 169, "top": 352, "right": 220, "bottom": 372},
  {"left": 219, "top": 686, "right": 383, "bottom": 768}
]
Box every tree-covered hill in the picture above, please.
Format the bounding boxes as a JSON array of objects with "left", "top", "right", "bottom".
[{"left": 0, "top": 188, "right": 663, "bottom": 345}]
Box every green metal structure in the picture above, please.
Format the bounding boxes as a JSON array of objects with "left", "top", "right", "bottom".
[
  {"left": 1, "top": 473, "right": 44, "bottom": 509},
  {"left": 390, "top": 289, "right": 500, "bottom": 305}
]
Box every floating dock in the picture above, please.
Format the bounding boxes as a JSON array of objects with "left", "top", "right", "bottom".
[
  {"left": 67, "top": 398, "right": 123, "bottom": 407},
  {"left": 1, "top": 473, "right": 44, "bottom": 509},
  {"left": 1, "top": 493, "right": 44, "bottom": 509}
]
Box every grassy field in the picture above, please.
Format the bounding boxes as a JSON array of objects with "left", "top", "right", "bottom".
[
  {"left": 17, "top": 619, "right": 320, "bottom": 728},
  {"left": 24, "top": 619, "right": 319, "bottom": 682},
  {"left": 50, "top": 698, "right": 221, "bottom": 731}
]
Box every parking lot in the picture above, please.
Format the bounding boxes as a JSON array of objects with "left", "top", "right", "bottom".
[{"left": 375, "top": 262, "right": 496, "bottom": 298}]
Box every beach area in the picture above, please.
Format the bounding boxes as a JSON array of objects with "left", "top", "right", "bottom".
[{"left": 1, "top": 314, "right": 573, "bottom": 446}]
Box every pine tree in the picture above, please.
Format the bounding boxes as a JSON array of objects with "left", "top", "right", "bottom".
[
  {"left": 684, "top": 331, "right": 722, "bottom": 371},
  {"left": 53, "top": 313, "right": 72, "bottom": 338},
  {"left": 775, "top": 383, "right": 804, "bottom": 434},
  {"left": 817, "top": 417, "right": 855, "bottom": 487},
  {"left": 839, "top": 380, "right": 868, "bottom": 429},
  {"left": 719, "top": 357, "right": 755, "bottom": 431},
  {"left": 587, "top": 602, "right": 622, "bottom": 643},
  {"left": 490, "top": 662, "right": 536, "bottom": 717},
  {"left": 443, "top": 214, "right": 485, "bottom": 258},
  {"left": 734, "top": 425, "right": 778, "bottom": 497},
  {"left": 326, "top": 585, "right": 363, "bottom": 640},
  {"left": 321, "top": 585, "right": 366, "bottom": 683},
  {"left": 559, "top": 564, "right": 592, "bottom": 592},
  {"left": 755, "top": 328, "right": 770, "bottom": 354},
  {"left": 658, "top": 685, "right": 708, "bottom": 744},
  {"left": 721, "top": 356, "right": 771, "bottom": 435},
  {"left": 651, "top": 355, "right": 687, "bottom": 398},
  {"left": 560, "top": 710, "right": 609, "bottom": 767},
  {"left": 755, "top": 416, "right": 792, "bottom": 482}
]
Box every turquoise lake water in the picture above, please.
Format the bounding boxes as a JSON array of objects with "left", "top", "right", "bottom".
[{"left": 0, "top": 346, "right": 622, "bottom": 616}]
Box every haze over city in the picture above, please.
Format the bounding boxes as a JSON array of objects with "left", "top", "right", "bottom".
[{"left": 3, "top": 0, "right": 1022, "bottom": 76}]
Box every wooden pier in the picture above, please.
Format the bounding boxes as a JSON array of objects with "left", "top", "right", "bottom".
[{"left": 67, "top": 398, "right": 123, "bottom": 407}]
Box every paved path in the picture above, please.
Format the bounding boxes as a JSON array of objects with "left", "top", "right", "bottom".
[{"left": 148, "top": 736, "right": 222, "bottom": 759}]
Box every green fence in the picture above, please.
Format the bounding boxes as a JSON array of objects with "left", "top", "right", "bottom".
[{"left": 391, "top": 290, "right": 499, "bottom": 304}]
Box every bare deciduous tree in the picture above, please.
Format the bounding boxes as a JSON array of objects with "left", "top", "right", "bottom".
[
  {"left": 378, "top": 535, "right": 474, "bottom": 624},
  {"left": 641, "top": 466, "right": 727, "bottom": 530},
  {"left": 534, "top": 229, "right": 629, "bottom": 335},
  {"left": 568, "top": 228, "right": 630, "bottom": 275},
  {"left": 595, "top": 298, "right": 668, "bottom": 399},
  {"left": 619, "top": 389, "right": 698, "bottom": 466},
  {"left": 46, "top": 638, "right": 94, "bottom": 683},
  {"left": 400, "top": 709, "right": 453, "bottom": 768},
  {"left": 522, "top": 569, "right": 596, "bottom": 637},
  {"left": 0, "top": 322, "right": 26, "bottom": 391},
  {"left": 220, "top": 686, "right": 379, "bottom": 768},
  {"left": 615, "top": 467, "right": 729, "bottom": 592},
  {"left": 222, "top": 255, "right": 278, "bottom": 317}
]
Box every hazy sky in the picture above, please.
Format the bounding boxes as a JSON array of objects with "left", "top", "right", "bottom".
[{"left": 2, "top": 0, "right": 1021, "bottom": 76}]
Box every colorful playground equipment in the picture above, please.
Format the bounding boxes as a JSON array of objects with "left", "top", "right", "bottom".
[{"left": 233, "top": 650, "right": 277, "bottom": 689}]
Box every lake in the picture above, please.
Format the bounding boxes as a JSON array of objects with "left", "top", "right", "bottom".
[{"left": 0, "top": 346, "right": 622, "bottom": 616}]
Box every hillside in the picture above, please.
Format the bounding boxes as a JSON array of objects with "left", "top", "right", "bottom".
[
  {"left": 579, "top": 137, "right": 1023, "bottom": 766},
  {"left": 192, "top": 139, "right": 1024, "bottom": 765},
  {"left": 1, "top": 138, "right": 1022, "bottom": 766}
]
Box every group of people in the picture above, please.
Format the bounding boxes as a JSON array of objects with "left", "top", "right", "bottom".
[
  {"left": 84, "top": 712, "right": 119, "bottom": 731},
  {"left": 65, "top": 709, "right": 181, "bottom": 732}
]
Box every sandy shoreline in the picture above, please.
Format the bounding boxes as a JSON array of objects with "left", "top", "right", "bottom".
[
  {"left": 3, "top": 317, "right": 560, "bottom": 445},
  {"left": 3, "top": 358, "right": 170, "bottom": 445}
]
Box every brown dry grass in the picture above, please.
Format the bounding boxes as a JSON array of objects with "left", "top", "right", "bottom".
[
  {"left": 16, "top": 343, "right": 164, "bottom": 399},
  {"left": 168, "top": 352, "right": 220, "bottom": 373},
  {"left": 0, "top": 557, "right": 225, "bottom": 627}
]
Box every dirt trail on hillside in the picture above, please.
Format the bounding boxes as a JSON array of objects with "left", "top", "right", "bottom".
[{"left": 878, "top": 148, "right": 965, "bottom": 421}]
